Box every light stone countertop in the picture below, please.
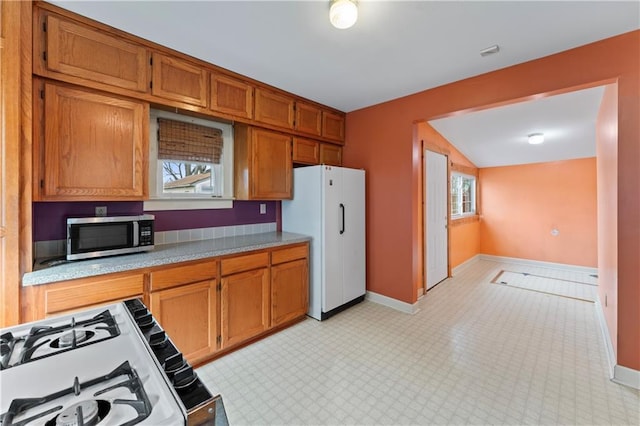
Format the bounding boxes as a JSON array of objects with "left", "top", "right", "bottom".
[{"left": 23, "top": 232, "right": 311, "bottom": 286}]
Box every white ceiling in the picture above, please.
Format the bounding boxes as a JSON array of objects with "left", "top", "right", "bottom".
[
  {"left": 50, "top": 0, "right": 638, "bottom": 167},
  {"left": 429, "top": 86, "right": 605, "bottom": 168}
]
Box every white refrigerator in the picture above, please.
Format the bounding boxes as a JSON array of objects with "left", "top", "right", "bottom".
[{"left": 282, "top": 165, "right": 366, "bottom": 320}]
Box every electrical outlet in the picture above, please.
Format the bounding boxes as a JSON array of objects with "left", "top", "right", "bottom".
[
  {"left": 259, "top": 203, "right": 266, "bottom": 215},
  {"left": 95, "top": 206, "right": 107, "bottom": 217}
]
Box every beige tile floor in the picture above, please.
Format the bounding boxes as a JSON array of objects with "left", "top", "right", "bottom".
[{"left": 197, "top": 259, "right": 640, "bottom": 425}]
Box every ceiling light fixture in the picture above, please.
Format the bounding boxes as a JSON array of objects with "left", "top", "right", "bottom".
[
  {"left": 330, "top": 0, "right": 358, "bottom": 29},
  {"left": 528, "top": 133, "right": 545, "bottom": 145}
]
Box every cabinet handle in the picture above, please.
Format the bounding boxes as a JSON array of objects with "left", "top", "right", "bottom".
[{"left": 340, "top": 203, "right": 345, "bottom": 235}]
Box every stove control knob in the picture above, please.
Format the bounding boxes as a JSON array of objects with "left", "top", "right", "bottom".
[
  {"left": 173, "top": 365, "right": 197, "bottom": 391},
  {"left": 133, "top": 307, "right": 149, "bottom": 318},
  {"left": 135, "top": 312, "right": 155, "bottom": 329},
  {"left": 164, "top": 351, "right": 186, "bottom": 374},
  {"left": 149, "top": 330, "right": 167, "bottom": 348}
]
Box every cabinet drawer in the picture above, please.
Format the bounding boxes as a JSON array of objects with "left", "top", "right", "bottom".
[
  {"left": 44, "top": 274, "right": 144, "bottom": 315},
  {"left": 271, "top": 244, "right": 309, "bottom": 265},
  {"left": 221, "top": 252, "right": 269, "bottom": 276},
  {"left": 150, "top": 260, "right": 217, "bottom": 291}
]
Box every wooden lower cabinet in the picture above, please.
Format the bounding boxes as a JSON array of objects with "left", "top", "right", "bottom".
[
  {"left": 220, "top": 267, "right": 270, "bottom": 348},
  {"left": 271, "top": 259, "right": 308, "bottom": 326},
  {"left": 150, "top": 280, "right": 218, "bottom": 363},
  {"left": 21, "top": 243, "right": 308, "bottom": 363}
]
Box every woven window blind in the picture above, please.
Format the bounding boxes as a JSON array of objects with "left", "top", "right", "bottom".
[{"left": 157, "top": 118, "right": 223, "bottom": 164}]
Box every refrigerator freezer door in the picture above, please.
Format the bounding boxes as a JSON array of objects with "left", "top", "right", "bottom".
[
  {"left": 341, "top": 168, "right": 366, "bottom": 302},
  {"left": 322, "top": 166, "right": 344, "bottom": 313}
]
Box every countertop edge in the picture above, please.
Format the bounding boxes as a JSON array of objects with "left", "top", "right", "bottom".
[{"left": 23, "top": 232, "right": 311, "bottom": 286}]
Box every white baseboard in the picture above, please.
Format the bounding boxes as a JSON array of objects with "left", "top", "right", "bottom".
[
  {"left": 613, "top": 365, "right": 640, "bottom": 390},
  {"left": 593, "top": 294, "right": 640, "bottom": 389},
  {"left": 452, "top": 254, "right": 480, "bottom": 275},
  {"left": 594, "top": 296, "right": 616, "bottom": 378},
  {"left": 366, "top": 291, "right": 420, "bottom": 315},
  {"left": 478, "top": 254, "right": 597, "bottom": 275}
]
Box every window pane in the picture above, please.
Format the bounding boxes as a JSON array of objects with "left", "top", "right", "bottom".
[
  {"left": 451, "top": 173, "right": 476, "bottom": 216},
  {"left": 161, "top": 160, "right": 218, "bottom": 195}
]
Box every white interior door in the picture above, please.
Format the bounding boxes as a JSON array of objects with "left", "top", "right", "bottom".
[{"left": 425, "top": 150, "right": 449, "bottom": 289}]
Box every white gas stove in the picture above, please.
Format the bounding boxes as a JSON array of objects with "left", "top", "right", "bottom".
[{"left": 0, "top": 300, "right": 226, "bottom": 426}]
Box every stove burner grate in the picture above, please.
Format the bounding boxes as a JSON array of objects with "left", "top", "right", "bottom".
[
  {"left": 0, "top": 361, "right": 152, "bottom": 426},
  {"left": 1, "top": 310, "right": 121, "bottom": 370}
]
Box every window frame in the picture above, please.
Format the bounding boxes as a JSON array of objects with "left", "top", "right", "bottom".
[
  {"left": 450, "top": 171, "right": 477, "bottom": 219},
  {"left": 144, "top": 109, "right": 234, "bottom": 211}
]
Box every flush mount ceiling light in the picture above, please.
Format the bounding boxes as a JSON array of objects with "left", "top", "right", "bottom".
[
  {"left": 330, "top": 0, "right": 358, "bottom": 29},
  {"left": 528, "top": 133, "right": 545, "bottom": 145}
]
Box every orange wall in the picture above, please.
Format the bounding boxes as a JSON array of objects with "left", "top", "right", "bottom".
[
  {"left": 450, "top": 220, "right": 480, "bottom": 269},
  {"left": 344, "top": 30, "right": 639, "bottom": 370},
  {"left": 597, "top": 84, "right": 618, "bottom": 357},
  {"left": 417, "top": 122, "right": 481, "bottom": 272},
  {"left": 479, "top": 158, "right": 597, "bottom": 267}
]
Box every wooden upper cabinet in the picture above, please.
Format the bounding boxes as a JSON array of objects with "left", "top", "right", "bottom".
[
  {"left": 320, "top": 143, "right": 343, "bottom": 166},
  {"left": 293, "top": 138, "right": 319, "bottom": 165},
  {"left": 210, "top": 73, "right": 253, "bottom": 119},
  {"left": 295, "top": 102, "right": 322, "bottom": 136},
  {"left": 234, "top": 126, "right": 292, "bottom": 200},
  {"left": 151, "top": 52, "right": 208, "bottom": 107},
  {"left": 34, "top": 80, "right": 149, "bottom": 200},
  {"left": 36, "top": 12, "right": 148, "bottom": 92},
  {"left": 322, "top": 111, "right": 346, "bottom": 143},
  {"left": 254, "top": 88, "right": 294, "bottom": 129}
]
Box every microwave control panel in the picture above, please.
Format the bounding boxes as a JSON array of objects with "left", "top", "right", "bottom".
[{"left": 139, "top": 221, "right": 154, "bottom": 246}]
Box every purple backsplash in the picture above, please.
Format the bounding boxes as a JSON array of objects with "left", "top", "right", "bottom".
[{"left": 33, "top": 201, "right": 278, "bottom": 241}]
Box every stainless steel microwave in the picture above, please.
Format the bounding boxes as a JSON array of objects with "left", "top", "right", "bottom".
[{"left": 67, "top": 214, "right": 155, "bottom": 261}]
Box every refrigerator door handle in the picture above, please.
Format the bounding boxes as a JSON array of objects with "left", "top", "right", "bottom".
[{"left": 340, "top": 203, "right": 345, "bottom": 235}]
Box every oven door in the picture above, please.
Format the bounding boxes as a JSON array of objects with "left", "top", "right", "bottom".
[{"left": 67, "top": 220, "right": 136, "bottom": 260}]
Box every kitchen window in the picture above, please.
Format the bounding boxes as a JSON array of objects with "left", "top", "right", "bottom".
[
  {"left": 451, "top": 172, "right": 476, "bottom": 218},
  {"left": 145, "top": 110, "right": 234, "bottom": 210}
]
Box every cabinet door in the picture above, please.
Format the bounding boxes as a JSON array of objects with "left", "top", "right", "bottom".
[
  {"left": 150, "top": 280, "right": 218, "bottom": 363},
  {"left": 293, "top": 138, "right": 319, "bottom": 165},
  {"left": 251, "top": 129, "right": 292, "bottom": 199},
  {"left": 254, "top": 88, "right": 294, "bottom": 129},
  {"left": 151, "top": 52, "right": 207, "bottom": 106},
  {"left": 295, "top": 102, "right": 322, "bottom": 136},
  {"left": 220, "top": 268, "right": 269, "bottom": 348},
  {"left": 210, "top": 73, "right": 253, "bottom": 119},
  {"left": 320, "top": 143, "right": 343, "bottom": 166},
  {"left": 322, "top": 111, "right": 345, "bottom": 143},
  {"left": 39, "top": 13, "right": 148, "bottom": 92},
  {"left": 35, "top": 81, "right": 148, "bottom": 200},
  {"left": 271, "top": 259, "right": 308, "bottom": 326}
]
